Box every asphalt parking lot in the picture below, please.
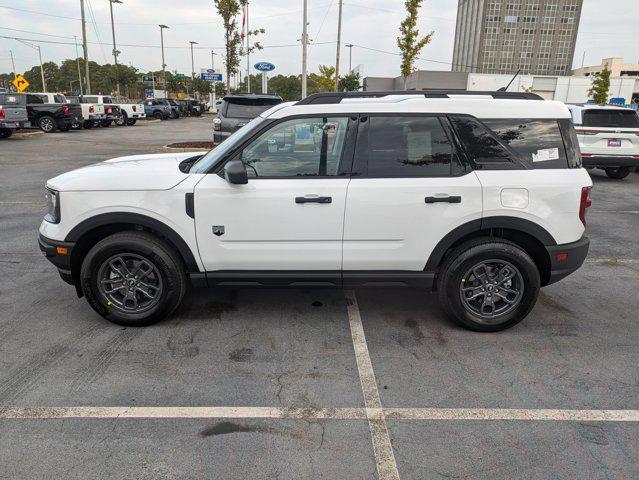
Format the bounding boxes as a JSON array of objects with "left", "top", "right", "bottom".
[{"left": 0, "top": 117, "right": 637, "bottom": 479}]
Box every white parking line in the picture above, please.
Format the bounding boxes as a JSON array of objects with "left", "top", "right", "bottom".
[
  {"left": 1, "top": 406, "right": 637, "bottom": 422},
  {"left": 344, "top": 290, "right": 401, "bottom": 480}
]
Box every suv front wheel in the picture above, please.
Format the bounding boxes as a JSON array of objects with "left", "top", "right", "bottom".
[
  {"left": 80, "top": 231, "right": 187, "bottom": 326},
  {"left": 437, "top": 239, "right": 540, "bottom": 332}
]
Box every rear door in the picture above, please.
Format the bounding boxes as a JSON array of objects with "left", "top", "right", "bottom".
[
  {"left": 576, "top": 108, "right": 639, "bottom": 156},
  {"left": 343, "top": 115, "right": 483, "bottom": 271}
]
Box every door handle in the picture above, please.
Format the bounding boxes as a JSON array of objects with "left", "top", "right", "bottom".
[
  {"left": 295, "top": 196, "right": 332, "bottom": 204},
  {"left": 425, "top": 195, "right": 462, "bottom": 204}
]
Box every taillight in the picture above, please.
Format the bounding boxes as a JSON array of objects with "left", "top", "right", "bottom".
[
  {"left": 579, "top": 186, "right": 592, "bottom": 227},
  {"left": 213, "top": 118, "right": 221, "bottom": 132},
  {"left": 132, "top": 105, "right": 137, "bottom": 112},
  {"left": 89, "top": 105, "right": 94, "bottom": 113},
  {"left": 62, "top": 105, "right": 69, "bottom": 115},
  {"left": 106, "top": 107, "right": 112, "bottom": 114},
  {"left": 0, "top": 107, "right": 4, "bottom": 119}
]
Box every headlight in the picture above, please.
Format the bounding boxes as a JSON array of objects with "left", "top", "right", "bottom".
[{"left": 44, "top": 188, "right": 60, "bottom": 224}]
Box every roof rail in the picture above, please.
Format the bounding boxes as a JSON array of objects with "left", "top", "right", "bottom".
[{"left": 296, "top": 90, "right": 543, "bottom": 105}]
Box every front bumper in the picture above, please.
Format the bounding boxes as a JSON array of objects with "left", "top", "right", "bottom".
[
  {"left": 38, "top": 233, "right": 76, "bottom": 285},
  {"left": 545, "top": 236, "right": 590, "bottom": 285},
  {"left": 581, "top": 155, "right": 639, "bottom": 168}
]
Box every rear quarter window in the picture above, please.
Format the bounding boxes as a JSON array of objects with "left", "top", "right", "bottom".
[
  {"left": 482, "top": 119, "right": 568, "bottom": 169},
  {"left": 581, "top": 109, "right": 639, "bottom": 128}
]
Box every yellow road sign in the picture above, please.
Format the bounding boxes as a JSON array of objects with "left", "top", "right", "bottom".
[{"left": 12, "top": 75, "right": 29, "bottom": 92}]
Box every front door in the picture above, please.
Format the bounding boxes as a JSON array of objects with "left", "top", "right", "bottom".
[
  {"left": 343, "top": 115, "right": 483, "bottom": 271},
  {"left": 194, "top": 115, "right": 353, "bottom": 272}
]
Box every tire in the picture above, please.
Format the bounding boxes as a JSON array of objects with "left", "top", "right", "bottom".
[
  {"left": 436, "top": 238, "right": 541, "bottom": 332},
  {"left": 0, "top": 128, "right": 13, "bottom": 139},
  {"left": 153, "top": 111, "right": 163, "bottom": 120},
  {"left": 126, "top": 119, "right": 137, "bottom": 126},
  {"left": 38, "top": 116, "right": 57, "bottom": 133},
  {"left": 59, "top": 124, "right": 71, "bottom": 132},
  {"left": 71, "top": 122, "right": 83, "bottom": 130},
  {"left": 80, "top": 231, "right": 188, "bottom": 327},
  {"left": 83, "top": 121, "right": 94, "bottom": 129},
  {"left": 114, "top": 113, "right": 127, "bottom": 126},
  {"left": 605, "top": 167, "right": 631, "bottom": 179},
  {"left": 170, "top": 110, "right": 178, "bottom": 119}
]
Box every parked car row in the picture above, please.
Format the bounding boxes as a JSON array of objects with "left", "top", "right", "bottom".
[{"left": 143, "top": 98, "right": 206, "bottom": 120}]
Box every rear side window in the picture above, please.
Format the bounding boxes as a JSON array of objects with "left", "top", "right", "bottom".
[
  {"left": 582, "top": 109, "right": 639, "bottom": 128},
  {"left": 358, "top": 116, "right": 458, "bottom": 177},
  {"left": 483, "top": 119, "right": 568, "bottom": 169},
  {"left": 449, "top": 116, "right": 516, "bottom": 165}
]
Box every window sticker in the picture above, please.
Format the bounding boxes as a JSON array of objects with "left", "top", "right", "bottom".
[{"left": 532, "top": 147, "right": 559, "bottom": 162}]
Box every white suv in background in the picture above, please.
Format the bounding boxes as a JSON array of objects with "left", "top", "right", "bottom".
[
  {"left": 39, "top": 91, "right": 593, "bottom": 332},
  {"left": 568, "top": 104, "right": 639, "bottom": 179}
]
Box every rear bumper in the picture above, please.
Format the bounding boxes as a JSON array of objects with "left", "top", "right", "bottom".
[
  {"left": 0, "top": 121, "right": 23, "bottom": 129},
  {"left": 545, "top": 236, "right": 590, "bottom": 285},
  {"left": 38, "top": 233, "right": 76, "bottom": 285},
  {"left": 58, "top": 116, "right": 82, "bottom": 127},
  {"left": 581, "top": 155, "right": 639, "bottom": 168}
]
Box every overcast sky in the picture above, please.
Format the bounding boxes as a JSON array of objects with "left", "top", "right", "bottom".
[{"left": 1, "top": 0, "right": 637, "bottom": 79}]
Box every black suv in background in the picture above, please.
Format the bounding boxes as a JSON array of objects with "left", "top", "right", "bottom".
[
  {"left": 213, "top": 93, "right": 283, "bottom": 144},
  {"left": 0, "top": 92, "right": 28, "bottom": 138},
  {"left": 177, "top": 99, "right": 203, "bottom": 117}
]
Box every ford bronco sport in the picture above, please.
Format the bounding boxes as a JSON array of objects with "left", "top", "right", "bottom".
[{"left": 39, "top": 91, "right": 592, "bottom": 332}]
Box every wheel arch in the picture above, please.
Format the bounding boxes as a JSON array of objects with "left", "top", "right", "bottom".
[
  {"left": 66, "top": 213, "right": 200, "bottom": 290},
  {"left": 426, "top": 217, "right": 555, "bottom": 286}
]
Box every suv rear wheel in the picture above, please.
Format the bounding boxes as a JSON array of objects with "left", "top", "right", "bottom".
[
  {"left": 605, "top": 167, "right": 631, "bottom": 180},
  {"left": 80, "top": 231, "right": 187, "bottom": 326},
  {"left": 437, "top": 239, "right": 540, "bottom": 332}
]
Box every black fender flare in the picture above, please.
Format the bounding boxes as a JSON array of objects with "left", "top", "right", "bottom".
[
  {"left": 65, "top": 212, "right": 200, "bottom": 271},
  {"left": 424, "top": 216, "right": 556, "bottom": 271}
]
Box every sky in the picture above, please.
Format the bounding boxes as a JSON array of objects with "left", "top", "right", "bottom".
[{"left": 0, "top": 0, "right": 638, "bottom": 79}]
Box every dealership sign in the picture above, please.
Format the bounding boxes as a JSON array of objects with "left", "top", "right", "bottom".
[{"left": 254, "top": 62, "right": 275, "bottom": 72}]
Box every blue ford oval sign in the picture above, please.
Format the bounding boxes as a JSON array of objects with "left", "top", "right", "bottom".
[{"left": 254, "top": 62, "right": 275, "bottom": 72}]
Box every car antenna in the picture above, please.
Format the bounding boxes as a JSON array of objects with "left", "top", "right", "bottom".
[{"left": 497, "top": 69, "right": 521, "bottom": 92}]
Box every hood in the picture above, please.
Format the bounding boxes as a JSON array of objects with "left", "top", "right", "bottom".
[{"left": 47, "top": 152, "right": 203, "bottom": 192}]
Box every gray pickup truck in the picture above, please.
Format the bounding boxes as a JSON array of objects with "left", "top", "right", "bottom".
[{"left": 0, "top": 93, "right": 29, "bottom": 139}]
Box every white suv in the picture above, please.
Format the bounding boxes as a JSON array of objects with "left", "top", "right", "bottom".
[
  {"left": 567, "top": 104, "right": 639, "bottom": 179},
  {"left": 39, "top": 91, "right": 593, "bottom": 332}
]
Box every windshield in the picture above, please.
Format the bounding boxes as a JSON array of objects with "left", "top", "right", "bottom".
[
  {"left": 190, "top": 116, "right": 266, "bottom": 173},
  {"left": 225, "top": 98, "right": 281, "bottom": 118}
]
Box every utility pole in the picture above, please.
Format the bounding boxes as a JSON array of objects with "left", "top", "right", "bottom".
[
  {"left": 301, "top": 0, "right": 308, "bottom": 99},
  {"left": 345, "top": 43, "right": 354, "bottom": 73},
  {"left": 246, "top": 1, "right": 250, "bottom": 93},
  {"left": 74, "top": 36, "right": 83, "bottom": 94},
  {"left": 80, "top": 0, "right": 91, "bottom": 94},
  {"left": 334, "top": 0, "right": 343, "bottom": 92},
  {"left": 159, "top": 24, "right": 169, "bottom": 99},
  {"left": 109, "top": 0, "right": 122, "bottom": 97},
  {"left": 189, "top": 41, "right": 198, "bottom": 79},
  {"left": 9, "top": 50, "right": 16, "bottom": 80}
]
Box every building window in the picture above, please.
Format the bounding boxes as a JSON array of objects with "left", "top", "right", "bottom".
[
  {"left": 520, "top": 52, "right": 533, "bottom": 59},
  {"left": 539, "top": 40, "right": 552, "bottom": 48},
  {"left": 485, "top": 27, "right": 500, "bottom": 34},
  {"left": 506, "top": 3, "right": 520, "bottom": 11},
  {"left": 560, "top": 17, "right": 575, "bottom": 24},
  {"left": 522, "top": 28, "right": 536, "bottom": 35},
  {"left": 503, "top": 27, "right": 517, "bottom": 34},
  {"left": 504, "top": 15, "right": 518, "bottom": 23},
  {"left": 545, "top": 4, "right": 559, "bottom": 12},
  {"left": 521, "top": 40, "right": 534, "bottom": 47},
  {"left": 564, "top": 5, "right": 578, "bottom": 11},
  {"left": 540, "top": 29, "right": 555, "bottom": 35},
  {"left": 538, "top": 52, "right": 551, "bottom": 59},
  {"left": 503, "top": 39, "right": 516, "bottom": 47},
  {"left": 558, "top": 29, "right": 573, "bottom": 36},
  {"left": 523, "top": 16, "right": 537, "bottom": 23},
  {"left": 487, "top": 15, "right": 502, "bottom": 22}
]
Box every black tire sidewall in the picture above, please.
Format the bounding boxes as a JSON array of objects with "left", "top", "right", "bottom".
[
  {"left": 126, "top": 119, "right": 136, "bottom": 126},
  {"left": 605, "top": 167, "right": 631, "bottom": 179},
  {"left": 439, "top": 241, "right": 540, "bottom": 332},
  {"left": 80, "top": 233, "right": 186, "bottom": 326}
]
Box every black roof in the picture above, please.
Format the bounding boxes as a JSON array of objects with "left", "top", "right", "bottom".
[{"left": 297, "top": 90, "right": 543, "bottom": 105}]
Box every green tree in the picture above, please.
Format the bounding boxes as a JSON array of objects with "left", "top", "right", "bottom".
[
  {"left": 268, "top": 75, "right": 301, "bottom": 100},
  {"left": 397, "top": 0, "right": 432, "bottom": 88},
  {"left": 588, "top": 66, "right": 611, "bottom": 105},
  {"left": 308, "top": 65, "right": 335, "bottom": 94},
  {"left": 23, "top": 61, "right": 59, "bottom": 92},
  {"left": 339, "top": 72, "right": 361, "bottom": 92},
  {"left": 191, "top": 77, "right": 212, "bottom": 96}
]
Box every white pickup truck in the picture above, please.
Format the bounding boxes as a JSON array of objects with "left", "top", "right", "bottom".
[
  {"left": 82, "top": 95, "right": 146, "bottom": 126},
  {"left": 65, "top": 95, "right": 106, "bottom": 129}
]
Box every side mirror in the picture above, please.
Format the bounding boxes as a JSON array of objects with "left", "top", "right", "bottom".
[{"left": 224, "top": 159, "right": 248, "bottom": 185}]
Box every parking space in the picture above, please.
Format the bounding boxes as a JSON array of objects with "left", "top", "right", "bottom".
[{"left": 1, "top": 119, "right": 637, "bottom": 479}]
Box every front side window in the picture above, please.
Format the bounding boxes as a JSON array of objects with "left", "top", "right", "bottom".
[
  {"left": 240, "top": 117, "right": 349, "bottom": 177},
  {"left": 483, "top": 119, "right": 568, "bottom": 169},
  {"left": 360, "top": 116, "right": 457, "bottom": 177}
]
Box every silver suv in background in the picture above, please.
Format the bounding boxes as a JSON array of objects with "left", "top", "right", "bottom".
[
  {"left": 568, "top": 104, "right": 639, "bottom": 179},
  {"left": 213, "top": 93, "right": 282, "bottom": 144}
]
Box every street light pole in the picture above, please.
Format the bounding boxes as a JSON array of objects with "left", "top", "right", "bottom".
[
  {"left": 109, "top": 0, "right": 122, "bottom": 97},
  {"left": 210, "top": 50, "right": 218, "bottom": 111},
  {"left": 246, "top": 1, "right": 250, "bottom": 93},
  {"left": 80, "top": 0, "right": 91, "bottom": 94},
  {"left": 9, "top": 50, "right": 16, "bottom": 81},
  {"left": 189, "top": 41, "right": 198, "bottom": 79},
  {"left": 17, "top": 39, "right": 46, "bottom": 92},
  {"left": 74, "top": 36, "right": 83, "bottom": 95},
  {"left": 301, "top": 0, "right": 308, "bottom": 99},
  {"left": 345, "top": 43, "right": 354, "bottom": 73},
  {"left": 159, "top": 24, "right": 169, "bottom": 99}
]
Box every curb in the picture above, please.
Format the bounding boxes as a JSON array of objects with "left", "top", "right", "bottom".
[
  {"left": 11, "top": 130, "right": 45, "bottom": 138},
  {"left": 144, "top": 119, "right": 162, "bottom": 124}
]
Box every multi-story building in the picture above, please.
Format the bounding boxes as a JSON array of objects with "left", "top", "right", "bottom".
[
  {"left": 572, "top": 57, "right": 639, "bottom": 78},
  {"left": 452, "top": 0, "right": 583, "bottom": 76}
]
